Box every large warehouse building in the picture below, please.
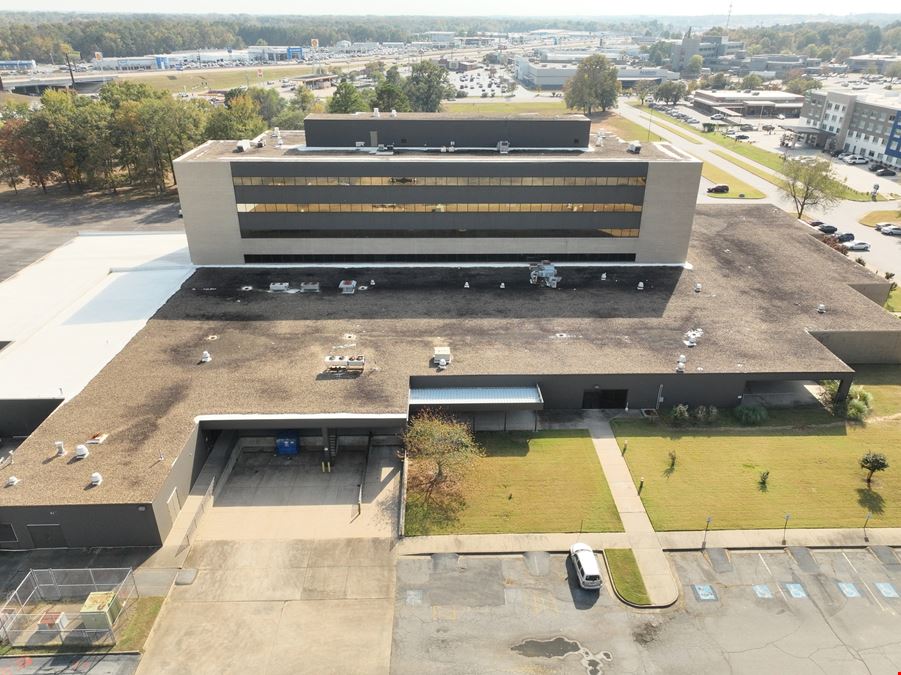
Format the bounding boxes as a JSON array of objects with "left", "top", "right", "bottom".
[
  {"left": 173, "top": 114, "right": 701, "bottom": 266},
  {"left": 2, "top": 116, "right": 900, "bottom": 550}
]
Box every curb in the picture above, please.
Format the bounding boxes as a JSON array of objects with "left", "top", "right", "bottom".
[
  {"left": 600, "top": 551, "right": 679, "bottom": 611},
  {"left": 0, "top": 651, "right": 141, "bottom": 658}
]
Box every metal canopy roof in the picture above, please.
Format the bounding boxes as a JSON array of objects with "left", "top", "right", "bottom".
[{"left": 409, "top": 385, "right": 544, "bottom": 408}]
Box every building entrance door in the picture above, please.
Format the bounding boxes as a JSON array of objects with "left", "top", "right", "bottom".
[{"left": 582, "top": 389, "right": 628, "bottom": 409}]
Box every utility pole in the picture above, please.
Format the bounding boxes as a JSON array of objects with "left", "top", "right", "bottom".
[
  {"left": 64, "top": 52, "right": 76, "bottom": 88},
  {"left": 0, "top": 73, "right": 4, "bottom": 92}
]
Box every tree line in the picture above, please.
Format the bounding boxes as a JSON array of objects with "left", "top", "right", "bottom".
[
  {"left": 0, "top": 81, "right": 316, "bottom": 194},
  {"left": 0, "top": 13, "right": 634, "bottom": 62}
]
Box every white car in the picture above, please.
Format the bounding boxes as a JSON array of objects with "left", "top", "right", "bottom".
[
  {"left": 847, "top": 241, "right": 871, "bottom": 251},
  {"left": 569, "top": 543, "right": 602, "bottom": 590},
  {"left": 881, "top": 226, "right": 901, "bottom": 236},
  {"left": 843, "top": 155, "right": 868, "bottom": 165},
  {"left": 711, "top": 113, "right": 725, "bottom": 120}
]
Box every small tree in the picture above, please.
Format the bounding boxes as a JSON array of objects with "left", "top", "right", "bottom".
[
  {"left": 403, "top": 410, "right": 482, "bottom": 487},
  {"left": 684, "top": 54, "right": 703, "bottom": 77},
  {"left": 779, "top": 158, "right": 844, "bottom": 219},
  {"left": 741, "top": 73, "right": 764, "bottom": 90},
  {"left": 859, "top": 452, "right": 889, "bottom": 487}
]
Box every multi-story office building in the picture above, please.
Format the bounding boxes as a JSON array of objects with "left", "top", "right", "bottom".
[
  {"left": 173, "top": 114, "right": 701, "bottom": 266},
  {"left": 801, "top": 90, "right": 901, "bottom": 169},
  {"left": 845, "top": 54, "right": 901, "bottom": 74},
  {"left": 671, "top": 31, "right": 745, "bottom": 72}
]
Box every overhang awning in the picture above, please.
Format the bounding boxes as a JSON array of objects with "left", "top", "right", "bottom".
[
  {"left": 409, "top": 385, "right": 544, "bottom": 410},
  {"left": 779, "top": 124, "right": 831, "bottom": 135}
]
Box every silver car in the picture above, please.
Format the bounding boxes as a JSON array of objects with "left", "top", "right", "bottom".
[
  {"left": 847, "top": 241, "right": 871, "bottom": 251},
  {"left": 569, "top": 543, "right": 602, "bottom": 590}
]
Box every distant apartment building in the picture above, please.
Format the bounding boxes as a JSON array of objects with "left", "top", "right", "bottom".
[{"left": 801, "top": 90, "right": 901, "bottom": 168}]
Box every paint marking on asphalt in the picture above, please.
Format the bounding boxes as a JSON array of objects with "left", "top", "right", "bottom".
[
  {"left": 759, "top": 553, "right": 787, "bottom": 600},
  {"left": 842, "top": 551, "right": 859, "bottom": 575},
  {"left": 862, "top": 581, "right": 889, "bottom": 613},
  {"left": 759, "top": 553, "right": 772, "bottom": 577}
]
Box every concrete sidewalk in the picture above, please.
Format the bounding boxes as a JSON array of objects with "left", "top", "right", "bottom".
[
  {"left": 397, "top": 532, "right": 630, "bottom": 555},
  {"left": 659, "top": 527, "right": 901, "bottom": 550}
]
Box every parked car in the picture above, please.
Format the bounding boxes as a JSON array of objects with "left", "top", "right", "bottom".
[
  {"left": 734, "top": 134, "right": 750, "bottom": 140},
  {"left": 868, "top": 163, "right": 883, "bottom": 172},
  {"left": 875, "top": 223, "right": 894, "bottom": 231},
  {"left": 844, "top": 156, "right": 869, "bottom": 165},
  {"left": 818, "top": 224, "right": 838, "bottom": 234},
  {"left": 881, "top": 226, "right": 901, "bottom": 236},
  {"left": 762, "top": 124, "right": 775, "bottom": 131},
  {"left": 711, "top": 113, "right": 725, "bottom": 120},
  {"left": 777, "top": 114, "right": 786, "bottom": 120},
  {"left": 739, "top": 124, "right": 755, "bottom": 131},
  {"left": 876, "top": 168, "right": 897, "bottom": 176},
  {"left": 569, "top": 543, "right": 602, "bottom": 590},
  {"left": 808, "top": 220, "right": 824, "bottom": 227},
  {"left": 835, "top": 232, "right": 855, "bottom": 243},
  {"left": 847, "top": 241, "right": 871, "bottom": 251},
  {"left": 707, "top": 184, "right": 730, "bottom": 194}
]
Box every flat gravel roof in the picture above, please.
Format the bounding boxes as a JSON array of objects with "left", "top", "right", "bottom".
[{"left": 6, "top": 204, "right": 898, "bottom": 507}]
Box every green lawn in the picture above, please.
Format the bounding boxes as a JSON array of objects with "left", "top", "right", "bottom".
[
  {"left": 122, "top": 64, "right": 316, "bottom": 93},
  {"left": 858, "top": 209, "right": 901, "bottom": 227},
  {"left": 443, "top": 100, "right": 568, "bottom": 115},
  {"left": 854, "top": 365, "right": 901, "bottom": 416},
  {"left": 599, "top": 113, "right": 663, "bottom": 143},
  {"left": 884, "top": 288, "right": 901, "bottom": 313},
  {"left": 605, "top": 549, "right": 651, "bottom": 605},
  {"left": 613, "top": 417, "right": 901, "bottom": 531},
  {"left": 405, "top": 430, "right": 622, "bottom": 535}
]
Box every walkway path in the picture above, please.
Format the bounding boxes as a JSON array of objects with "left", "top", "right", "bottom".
[
  {"left": 659, "top": 527, "right": 901, "bottom": 550},
  {"left": 542, "top": 411, "right": 681, "bottom": 606}
]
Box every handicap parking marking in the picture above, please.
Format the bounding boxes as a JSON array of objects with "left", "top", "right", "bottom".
[
  {"left": 692, "top": 584, "right": 718, "bottom": 601},
  {"left": 753, "top": 584, "right": 773, "bottom": 599},
  {"left": 875, "top": 582, "right": 899, "bottom": 599},
  {"left": 837, "top": 582, "right": 861, "bottom": 598},
  {"left": 784, "top": 583, "right": 807, "bottom": 599}
]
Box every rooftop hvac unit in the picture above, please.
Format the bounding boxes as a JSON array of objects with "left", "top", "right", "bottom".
[
  {"left": 676, "top": 362, "right": 685, "bottom": 372},
  {"left": 90, "top": 472, "right": 103, "bottom": 486},
  {"left": 6, "top": 476, "right": 20, "bottom": 487},
  {"left": 497, "top": 140, "right": 510, "bottom": 154},
  {"left": 270, "top": 282, "right": 289, "bottom": 292},
  {"left": 75, "top": 445, "right": 90, "bottom": 460},
  {"left": 529, "top": 260, "right": 562, "bottom": 289},
  {"left": 627, "top": 141, "right": 642, "bottom": 154},
  {"left": 200, "top": 351, "right": 212, "bottom": 363},
  {"left": 338, "top": 280, "right": 357, "bottom": 294},
  {"left": 299, "top": 281, "right": 320, "bottom": 293},
  {"left": 271, "top": 127, "right": 280, "bottom": 137},
  {"left": 235, "top": 140, "right": 252, "bottom": 153},
  {"left": 433, "top": 346, "right": 452, "bottom": 366},
  {"left": 390, "top": 109, "right": 397, "bottom": 117},
  {"left": 637, "top": 282, "right": 645, "bottom": 291},
  {"left": 817, "top": 303, "right": 826, "bottom": 314},
  {"left": 55, "top": 441, "right": 66, "bottom": 457},
  {"left": 254, "top": 138, "right": 266, "bottom": 148},
  {"left": 372, "top": 107, "right": 380, "bottom": 117},
  {"left": 694, "top": 283, "right": 702, "bottom": 293}
]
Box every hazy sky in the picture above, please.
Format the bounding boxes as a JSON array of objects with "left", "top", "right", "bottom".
[{"left": 14, "top": 1, "right": 893, "bottom": 17}]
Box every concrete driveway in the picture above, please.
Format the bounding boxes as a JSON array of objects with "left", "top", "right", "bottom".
[{"left": 137, "top": 538, "right": 396, "bottom": 675}]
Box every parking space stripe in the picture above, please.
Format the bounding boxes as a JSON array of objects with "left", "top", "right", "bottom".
[
  {"left": 862, "top": 581, "right": 891, "bottom": 614},
  {"left": 759, "top": 553, "right": 787, "bottom": 601},
  {"left": 842, "top": 551, "right": 859, "bottom": 575}
]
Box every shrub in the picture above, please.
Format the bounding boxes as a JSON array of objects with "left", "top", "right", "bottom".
[
  {"left": 758, "top": 470, "right": 770, "bottom": 487},
  {"left": 692, "top": 405, "right": 708, "bottom": 424},
  {"left": 733, "top": 404, "right": 768, "bottom": 426},
  {"left": 668, "top": 450, "right": 677, "bottom": 468},
  {"left": 671, "top": 404, "right": 690, "bottom": 426},
  {"left": 855, "top": 256, "right": 867, "bottom": 267},
  {"left": 846, "top": 399, "right": 869, "bottom": 421},
  {"left": 884, "top": 272, "right": 895, "bottom": 281}
]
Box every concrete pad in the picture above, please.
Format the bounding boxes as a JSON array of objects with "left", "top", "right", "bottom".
[
  {"left": 302, "top": 565, "right": 349, "bottom": 600},
  {"left": 133, "top": 568, "right": 177, "bottom": 597},
  {"left": 173, "top": 568, "right": 306, "bottom": 602},
  {"left": 345, "top": 565, "right": 394, "bottom": 599},
  {"left": 266, "top": 599, "right": 394, "bottom": 675}
]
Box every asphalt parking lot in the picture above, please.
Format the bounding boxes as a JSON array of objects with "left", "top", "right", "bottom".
[{"left": 391, "top": 547, "right": 901, "bottom": 674}]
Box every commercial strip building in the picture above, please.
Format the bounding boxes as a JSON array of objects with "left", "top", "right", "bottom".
[
  {"left": 691, "top": 88, "right": 805, "bottom": 118},
  {"left": 514, "top": 55, "right": 678, "bottom": 90},
  {"left": 846, "top": 54, "right": 901, "bottom": 74},
  {"left": 798, "top": 89, "right": 901, "bottom": 168},
  {"left": 173, "top": 114, "right": 701, "bottom": 266},
  {"left": 2, "top": 202, "right": 899, "bottom": 549}
]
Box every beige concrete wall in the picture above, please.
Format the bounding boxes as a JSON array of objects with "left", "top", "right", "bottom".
[
  {"left": 174, "top": 157, "right": 243, "bottom": 265},
  {"left": 636, "top": 161, "right": 702, "bottom": 264}
]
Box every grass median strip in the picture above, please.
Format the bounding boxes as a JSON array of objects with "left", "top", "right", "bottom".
[
  {"left": 701, "top": 162, "right": 765, "bottom": 199},
  {"left": 405, "top": 429, "right": 623, "bottom": 535},
  {"left": 859, "top": 209, "right": 901, "bottom": 227},
  {"left": 599, "top": 114, "right": 663, "bottom": 143},
  {"left": 605, "top": 549, "right": 651, "bottom": 606}
]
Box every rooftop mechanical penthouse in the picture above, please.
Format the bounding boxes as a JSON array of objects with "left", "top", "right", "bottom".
[{"left": 173, "top": 113, "right": 702, "bottom": 266}]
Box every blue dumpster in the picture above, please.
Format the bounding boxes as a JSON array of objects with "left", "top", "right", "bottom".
[{"left": 275, "top": 432, "right": 299, "bottom": 456}]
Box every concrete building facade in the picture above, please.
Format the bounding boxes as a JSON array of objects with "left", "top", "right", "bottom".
[
  {"left": 174, "top": 114, "right": 701, "bottom": 266},
  {"left": 801, "top": 89, "right": 901, "bottom": 169}
]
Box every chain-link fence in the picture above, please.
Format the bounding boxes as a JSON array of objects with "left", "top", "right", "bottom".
[{"left": 0, "top": 568, "right": 137, "bottom": 647}]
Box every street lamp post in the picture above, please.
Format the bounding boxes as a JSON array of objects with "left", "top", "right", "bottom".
[
  {"left": 782, "top": 513, "right": 790, "bottom": 545},
  {"left": 864, "top": 512, "right": 872, "bottom": 542},
  {"left": 702, "top": 516, "right": 712, "bottom": 549}
]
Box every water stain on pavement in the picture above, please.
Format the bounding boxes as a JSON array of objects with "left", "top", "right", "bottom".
[{"left": 511, "top": 636, "right": 613, "bottom": 674}]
